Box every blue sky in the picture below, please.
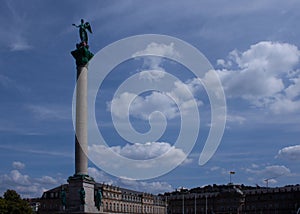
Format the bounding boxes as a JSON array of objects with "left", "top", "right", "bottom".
[{"left": 1, "top": 0, "right": 300, "bottom": 198}]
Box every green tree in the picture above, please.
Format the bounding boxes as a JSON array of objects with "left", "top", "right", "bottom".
[
  {"left": 0, "top": 197, "right": 8, "bottom": 214},
  {"left": 1, "top": 189, "right": 33, "bottom": 214},
  {"left": 4, "top": 190, "right": 21, "bottom": 202}
]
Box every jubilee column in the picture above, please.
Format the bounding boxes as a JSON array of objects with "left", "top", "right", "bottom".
[
  {"left": 71, "top": 44, "right": 93, "bottom": 177},
  {"left": 68, "top": 19, "right": 102, "bottom": 213},
  {"left": 71, "top": 19, "right": 93, "bottom": 176}
]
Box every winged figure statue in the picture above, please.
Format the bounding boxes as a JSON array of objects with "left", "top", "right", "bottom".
[{"left": 72, "top": 19, "right": 92, "bottom": 44}]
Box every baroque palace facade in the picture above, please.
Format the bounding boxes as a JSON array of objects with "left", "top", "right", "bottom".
[
  {"left": 38, "top": 182, "right": 166, "bottom": 214},
  {"left": 166, "top": 184, "right": 300, "bottom": 214},
  {"left": 97, "top": 183, "right": 166, "bottom": 214},
  {"left": 35, "top": 183, "right": 300, "bottom": 214}
]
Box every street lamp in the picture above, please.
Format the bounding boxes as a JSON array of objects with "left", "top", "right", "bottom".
[
  {"left": 205, "top": 194, "right": 208, "bottom": 214},
  {"left": 182, "top": 194, "right": 184, "bottom": 214},
  {"left": 194, "top": 194, "right": 197, "bottom": 214}
]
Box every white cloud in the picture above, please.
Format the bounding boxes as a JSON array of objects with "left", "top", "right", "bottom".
[
  {"left": 114, "top": 142, "right": 192, "bottom": 164},
  {"left": 118, "top": 178, "right": 173, "bottom": 194},
  {"left": 35, "top": 176, "right": 58, "bottom": 185},
  {"left": 0, "top": 74, "right": 30, "bottom": 93},
  {"left": 167, "top": 80, "right": 199, "bottom": 103},
  {"left": 277, "top": 145, "right": 300, "bottom": 161},
  {"left": 108, "top": 43, "right": 203, "bottom": 122},
  {"left": 108, "top": 78, "right": 202, "bottom": 121},
  {"left": 226, "top": 114, "right": 246, "bottom": 124},
  {"left": 0, "top": 74, "right": 13, "bottom": 88},
  {"left": 237, "top": 41, "right": 299, "bottom": 73},
  {"left": 107, "top": 92, "right": 136, "bottom": 119},
  {"left": 251, "top": 164, "right": 259, "bottom": 169},
  {"left": 0, "top": 144, "right": 72, "bottom": 158},
  {"left": 285, "top": 74, "right": 300, "bottom": 99},
  {"left": 1, "top": 163, "right": 173, "bottom": 198},
  {"left": 262, "top": 165, "right": 291, "bottom": 177},
  {"left": 244, "top": 164, "right": 292, "bottom": 186},
  {"left": 12, "top": 161, "right": 25, "bottom": 170},
  {"left": 8, "top": 170, "right": 31, "bottom": 185},
  {"left": 139, "top": 70, "right": 166, "bottom": 82},
  {"left": 206, "top": 166, "right": 227, "bottom": 176},
  {"left": 1, "top": 0, "right": 32, "bottom": 52},
  {"left": 117, "top": 142, "right": 175, "bottom": 159},
  {"left": 210, "top": 166, "right": 220, "bottom": 171},
  {"left": 0, "top": 162, "right": 64, "bottom": 198},
  {"left": 133, "top": 42, "right": 180, "bottom": 59},
  {"left": 131, "top": 91, "right": 179, "bottom": 120},
  {"left": 245, "top": 164, "right": 291, "bottom": 181},
  {"left": 217, "top": 59, "right": 232, "bottom": 68},
  {"left": 27, "top": 104, "right": 70, "bottom": 120},
  {"left": 89, "top": 142, "right": 192, "bottom": 170},
  {"left": 109, "top": 39, "right": 205, "bottom": 123},
  {"left": 88, "top": 167, "right": 174, "bottom": 194},
  {"left": 91, "top": 141, "right": 192, "bottom": 162},
  {"left": 89, "top": 166, "right": 174, "bottom": 194},
  {"left": 108, "top": 91, "right": 178, "bottom": 120},
  {"left": 217, "top": 41, "right": 300, "bottom": 114},
  {"left": 269, "top": 97, "right": 300, "bottom": 114},
  {"left": 133, "top": 43, "right": 180, "bottom": 76},
  {"left": 88, "top": 167, "right": 114, "bottom": 185},
  {"left": 9, "top": 40, "right": 32, "bottom": 51}
]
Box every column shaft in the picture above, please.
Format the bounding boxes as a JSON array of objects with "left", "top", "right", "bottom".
[{"left": 75, "top": 65, "right": 88, "bottom": 175}]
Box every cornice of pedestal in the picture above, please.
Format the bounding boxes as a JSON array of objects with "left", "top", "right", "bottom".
[{"left": 68, "top": 174, "right": 95, "bottom": 184}]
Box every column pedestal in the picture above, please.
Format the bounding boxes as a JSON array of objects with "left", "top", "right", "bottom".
[{"left": 67, "top": 175, "right": 103, "bottom": 214}]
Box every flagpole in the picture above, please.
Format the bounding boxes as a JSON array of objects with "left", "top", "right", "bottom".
[{"left": 229, "top": 171, "right": 235, "bottom": 184}]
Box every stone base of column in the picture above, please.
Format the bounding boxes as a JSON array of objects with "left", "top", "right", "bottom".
[{"left": 66, "top": 175, "right": 103, "bottom": 214}]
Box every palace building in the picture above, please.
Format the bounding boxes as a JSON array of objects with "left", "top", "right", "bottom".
[
  {"left": 38, "top": 182, "right": 167, "bottom": 214},
  {"left": 165, "top": 184, "right": 300, "bottom": 214}
]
